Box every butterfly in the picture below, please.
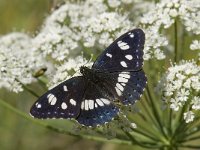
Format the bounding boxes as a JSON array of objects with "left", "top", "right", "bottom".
[{"left": 30, "top": 28, "right": 147, "bottom": 127}]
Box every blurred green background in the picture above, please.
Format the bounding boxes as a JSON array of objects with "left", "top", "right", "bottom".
[{"left": 0, "top": 1, "right": 139, "bottom": 150}]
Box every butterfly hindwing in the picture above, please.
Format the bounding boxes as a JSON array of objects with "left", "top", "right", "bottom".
[
  {"left": 99, "top": 70, "right": 147, "bottom": 105},
  {"left": 76, "top": 82, "right": 119, "bottom": 126},
  {"left": 92, "top": 29, "right": 145, "bottom": 72},
  {"left": 30, "top": 77, "right": 85, "bottom": 119}
]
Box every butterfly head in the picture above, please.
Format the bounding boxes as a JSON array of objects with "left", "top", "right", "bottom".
[
  {"left": 80, "top": 66, "right": 91, "bottom": 77},
  {"left": 80, "top": 66, "right": 88, "bottom": 75}
]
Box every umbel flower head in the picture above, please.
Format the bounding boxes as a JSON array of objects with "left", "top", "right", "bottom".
[
  {"left": 0, "top": 33, "right": 46, "bottom": 93},
  {"left": 140, "top": 0, "right": 200, "bottom": 60},
  {"left": 33, "top": 0, "right": 133, "bottom": 62},
  {"left": 158, "top": 60, "right": 200, "bottom": 123}
]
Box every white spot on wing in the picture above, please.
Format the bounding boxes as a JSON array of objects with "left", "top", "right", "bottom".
[
  {"left": 125, "top": 55, "right": 133, "bottom": 60},
  {"left": 115, "top": 87, "right": 122, "bottom": 96},
  {"left": 117, "top": 41, "right": 130, "bottom": 50},
  {"left": 121, "top": 83, "right": 126, "bottom": 86},
  {"left": 116, "top": 83, "right": 124, "bottom": 91},
  {"left": 101, "top": 98, "right": 110, "bottom": 105},
  {"left": 120, "top": 61, "right": 128, "bottom": 68},
  {"left": 121, "top": 71, "right": 130, "bottom": 75},
  {"left": 36, "top": 102, "right": 41, "bottom": 108},
  {"left": 61, "top": 102, "right": 67, "bottom": 109},
  {"left": 95, "top": 103, "right": 98, "bottom": 108},
  {"left": 96, "top": 99, "right": 104, "bottom": 106},
  {"left": 81, "top": 101, "right": 84, "bottom": 110},
  {"left": 70, "top": 99, "right": 76, "bottom": 106},
  {"left": 63, "top": 85, "right": 68, "bottom": 91},
  {"left": 119, "top": 73, "right": 130, "bottom": 79},
  {"left": 84, "top": 100, "right": 89, "bottom": 110},
  {"left": 47, "top": 93, "right": 57, "bottom": 105},
  {"left": 106, "top": 53, "right": 112, "bottom": 58},
  {"left": 128, "top": 32, "right": 134, "bottom": 38},
  {"left": 88, "top": 100, "right": 94, "bottom": 110},
  {"left": 118, "top": 76, "right": 128, "bottom": 83}
]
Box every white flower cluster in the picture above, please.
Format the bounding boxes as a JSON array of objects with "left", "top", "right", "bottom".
[
  {"left": 140, "top": 0, "right": 200, "bottom": 60},
  {"left": 33, "top": 0, "right": 133, "bottom": 62},
  {"left": 141, "top": 0, "right": 200, "bottom": 31},
  {"left": 158, "top": 60, "right": 200, "bottom": 123},
  {"left": 1, "top": 0, "right": 199, "bottom": 93},
  {"left": 0, "top": 33, "right": 46, "bottom": 93},
  {"left": 142, "top": 26, "right": 168, "bottom": 60},
  {"left": 181, "top": 0, "right": 200, "bottom": 35},
  {"left": 48, "top": 56, "right": 93, "bottom": 89},
  {"left": 0, "top": 0, "right": 134, "bottom": 92}
]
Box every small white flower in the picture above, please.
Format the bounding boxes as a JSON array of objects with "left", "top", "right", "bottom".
[
  {"left": 184, "top": 111, "right": 195, "bottom": 123},
  {"left": 183, "top": 78, "right": 191, "bottom": 88},
  {"left": 170, "top": 98, "right": 181, "bottom": 111},
  {"left": 190, "top": 40, "right": 200, "bottom": 50},
  {"left": 169, "top": 9, "right": 178, "bottom": 17},
  {"left": 130, "top": 123, "right": 137, "bottom": 129},
  {"left": 191, "top": 96, "right": 200, "bottom": 110}
]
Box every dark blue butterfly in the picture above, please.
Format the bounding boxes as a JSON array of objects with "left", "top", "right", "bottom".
[{"left": 30, "top": 29, "right": 147, "bottom": 127}]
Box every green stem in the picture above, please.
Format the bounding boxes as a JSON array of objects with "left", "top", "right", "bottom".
[
  {"left": 146, "top": 85, "right": 168, "bottom": 140},
  {"left": 180, "top": 135, "right": 200, "bottom": 143},
  {"left": 181, "top": 124, "right": 200, "bottom": 139},
  {"left": 171, "top": 103, "right": 187, "bottom": 141},
  {"left": 179, "top": 145, "right": 200, "bottom": 149},
  {"left": 174, "top": 19, "right": 178, "bottom": 63},
  {"left": 132, "top": 128, "right": 160, "bottom": 142},
  {"left": 168, "top": 108, "right": 172, "bottom": 136},
  {"left": 124, "top": 131, "right": 161, "bottom": 149},
  {"left": 0, "top": 98, "right": 132, "bottom": 145},
  {"left": 22, "top": 84, "right": 40, "bottom": 98},
  {"left": 37, "top": 77, "right": 48, "bottom": 90},
  {"left": 141, "top": 95, "right": 158, "bottom": 125},
  {"left": 179, "top": 25, "right": 185, "bottom": 60},
  {"left": 16, "top": 79, "right": 40, "bottom": 98}
]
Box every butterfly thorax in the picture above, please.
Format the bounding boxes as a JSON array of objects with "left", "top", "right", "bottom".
[{"left": 80, "top": 66, "right": 100, "bottom": 83}]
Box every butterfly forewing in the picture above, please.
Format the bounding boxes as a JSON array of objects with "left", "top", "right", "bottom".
[
  {"left": 30, "top": 77, "right": 85, "bottom": 119},
  {"left": 76, "top": 81, "right": 119, "bottom": 126},
  {"left": 92, "top": 29, "right": 145, "bottom": 72}
]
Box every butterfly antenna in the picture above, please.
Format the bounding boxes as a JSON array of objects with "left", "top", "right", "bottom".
[{"left": 81, "top": 51, "right": 94, "bottom": 68}]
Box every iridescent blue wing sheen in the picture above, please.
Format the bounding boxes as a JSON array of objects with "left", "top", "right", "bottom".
[
  {"left": 76, "top": 81, "right": 119, "bottom": 126},
  {"left": 92, "top": 29, "right": 145, "bottom": 72},
  {"left": 30, "top": 77, "right": 85, "bottom": 119}
]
